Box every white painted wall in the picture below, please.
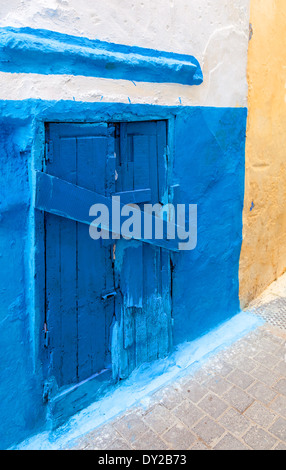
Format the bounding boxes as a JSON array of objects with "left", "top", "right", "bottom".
[{"left": 0, "top": 0, "right": 250, "bottom": 107}]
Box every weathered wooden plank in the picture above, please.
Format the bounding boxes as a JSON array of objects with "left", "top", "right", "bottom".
[
  {"left": 157, "top": 250, "right": 172, "bottom": 358},
  {"left": 49, "top": 122, "right": 108, "bottom": 139},
  {"left": 157, "top": 121, "right": 168, "bottom": 204},
  {"left": 144, "top": 245, "right": 160, "bottom": 362},
  {"left": 148, "top": 134, "right": 159, "bottom": 204},
  {"left": 134, "top": 244, "right": 148, "bottom": 366},
  {"left": 57, "top": 137, "right": 78, "bottom": 386},
  {"left": 119, "top": 123, "right": 129, "bottom": 191},
  {"left": 133, "top": 135, "right": 150, "bottom": 191},
  {"left": 103, "top": 245, "right": 116, "bottom": 369},
  {"left": 45, "top": 213, "right": 62, "bottom": 383},
  {"left": 60, "top": 216, "right": 78, "bottom": 385},
  {"left": 45, "top": 136, "right": 78, "bottom": 388},
  {"left": 114, "top": 188, "right": 151, "bottom": 205},
  {"left": 121, "top": 245, "right": 143, "bottom": 310},
  {"left": 76, "top": 136, "right": 107, "bottom": 382},
  {"left": 48, "top": 369, "right": 112, "bottom": 429},
  {"left": 125, "top": 135, "right": 135, "bottom": 191},
  {"left": 35, "top": 171, "right": 179, "bottom": 252}
]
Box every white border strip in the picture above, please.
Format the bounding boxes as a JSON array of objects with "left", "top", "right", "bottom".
[{"left": 0, "top": 71, "right": 246, "bottom": 108}]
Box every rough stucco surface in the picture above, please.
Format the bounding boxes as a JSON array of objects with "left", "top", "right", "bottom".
[
  {"left": 239, "top": 0, "right": 286, "bottom": 307},
  {"left": 0, "top": 0, "right": 250, "bottom": 107}
]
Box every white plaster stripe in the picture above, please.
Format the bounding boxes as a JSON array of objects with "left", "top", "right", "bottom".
[
  {"left": 0, "top": 0, "right": 250, "bottom": 108},
  {"left": 0, "top": 70, "right": 247, "bottom": 108}
]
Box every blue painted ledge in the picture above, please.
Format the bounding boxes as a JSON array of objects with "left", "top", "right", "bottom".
[{"left": 0, "top": 27, "right": 203, "bottom": 86}]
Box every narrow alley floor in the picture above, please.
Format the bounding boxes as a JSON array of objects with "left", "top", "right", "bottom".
[{"left": 70, "top": 274, "right": 286, "bottom": 451}]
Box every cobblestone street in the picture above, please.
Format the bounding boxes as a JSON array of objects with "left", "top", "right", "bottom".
[{"left": 70, "top": 274, "right": 286, "bottom": 451}]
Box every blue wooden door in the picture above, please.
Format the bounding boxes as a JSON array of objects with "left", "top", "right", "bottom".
[
  {"left": 38, "top": 120, "right": 173, "bottom": 399},
  {"left": 112, "top": 121, "right": 173, "bottom": 380},
  {"left": 43, "top": 123, "right": 115, "bottom": 391}
]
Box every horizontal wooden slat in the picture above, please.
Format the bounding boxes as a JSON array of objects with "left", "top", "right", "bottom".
[
  {"left": 35, "top": 171, "right": 179, "bottom": 252},
  {"left": 114, "top": 189, "right": 151, "bottom": 205},
  {"left": 48, "top": 122, "right": 108, "bottom": 138},
  {"left": 48, "top": 368, "right": 112, "bottom": 429}
]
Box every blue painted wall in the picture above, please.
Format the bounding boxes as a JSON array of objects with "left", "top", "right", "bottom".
[
  {"left": 172, "top": 107, "right": 246, "bottom": 344},
  {"left": 0, "top": 119, "right": 45, "bottom": 449},
  {"left": 0, "top": 100, "right": 247, "bottom": 448}
]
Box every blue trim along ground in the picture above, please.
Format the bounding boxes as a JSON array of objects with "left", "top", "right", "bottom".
[
  {"left": 13, "top": 312, "right": 264, "bottom": 450},
  {"left": 0, "top": 27, "right": 203, "bottom": 85},
  {"left": 0, "top": 99, "right": 247, "bottom": 449}
]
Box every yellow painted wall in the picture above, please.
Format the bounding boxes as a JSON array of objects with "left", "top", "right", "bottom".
[{"left": 240, "top": 0, "right": 286, "bottom": 307}]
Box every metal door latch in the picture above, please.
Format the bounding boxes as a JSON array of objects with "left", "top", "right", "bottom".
[{"left": 102, "top": 290, "right": 117, "bottom": 301}]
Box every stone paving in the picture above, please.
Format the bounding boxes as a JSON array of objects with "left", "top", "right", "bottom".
[
  {"left": 71, "top": 274, "right": 286, "bottom": 451},
  {"left": 249, "top": 272, "right": 286, "bottom": 331}
]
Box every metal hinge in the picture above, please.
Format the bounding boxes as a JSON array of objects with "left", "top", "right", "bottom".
[
  {"left": 45, "top": 140, "right": 54, "bottom": 164},
  {"left": 102, "top": 289, "right": 117, "bottom": 301}
]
